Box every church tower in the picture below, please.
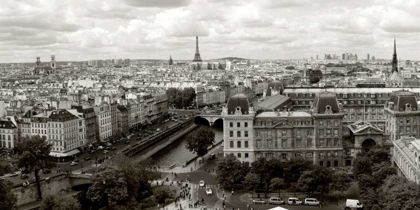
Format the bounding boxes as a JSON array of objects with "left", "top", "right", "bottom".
[
  {"left": 168, "top": 55, "right": 173, "bottom": 70},
  {"left": 192, "top": 36, "right": 202, "bottom": 62},
  {"left": 391, "top": 37, "right": 398, "bottom": 73},
  {"left": 51, "top": 55, "right": 56, "bottom": 69},
  {"left": 36, "top": 57, "right": 41, "bottom": 67}
]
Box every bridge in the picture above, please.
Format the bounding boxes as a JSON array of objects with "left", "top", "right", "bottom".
[{"left": 194, "top": 113, "right": 223, "bottom": 126}]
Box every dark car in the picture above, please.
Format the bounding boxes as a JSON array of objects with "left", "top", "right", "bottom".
[
  {"left": 21, "top": 174, "right": 29, "bottom": 179},
  {"left": 111, "top": 147, "right": 117, "bottom": 151},
  {"left": 42, "top": 168, "right": 51, "bottom": 174},
  {"left": 84, "top": 157, "right": 91, "bottom": 161}
]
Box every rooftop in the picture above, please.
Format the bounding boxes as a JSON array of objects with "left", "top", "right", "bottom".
[{"left": 256, "top": 111, "right": 311, "bottom": 118}]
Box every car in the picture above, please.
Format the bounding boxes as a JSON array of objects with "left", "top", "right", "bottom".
[
  {"left": 287, "top": 197, "right": 302, "bottom": 205},
  {"left": 199, "top": 180, "right": 205, "bottom": 187},
  {"left": 9, "top": 172, "right": 18, "bottom": 177},
  {"left": 88, "top": 149, "right": 96, "bottom": 154},
  {"left": 252, "top": 199, "right": 266, "bottom": 205},
  {"left": 205, "top": 188, "right": 212, "bottom": 195},
  {"left": 20, "top": 174, "right": 29, "bottom": 179},
  {"left": 304, "top": 198, "right": 320, "bottom": 206},
  {"left": 125, "top": 140, "right": 130, "bottom": 144},
  {"left": 106, "top": 142, "right": 112, "bottom": 146},
  {"left": 97, "top": 146, "right": 104, "bottom": 150},
  {"left": 84, "top": 157, "right": 91, "bottom": 161},
  {"left": 103, "top": 150, "right": 109, "bottom": 154},
  {"left": 42, "top": 168, "right": 51, "bottom": 174},
  {"left": 156, "top": 128, "right": 161, "bottom": 132},
  {"left": 111, "top": 147, "right": 117, "bottom": 151},
  {"left": 70, "top": 161, "right": 78, "bottom": 166},
  {"left": 105, "top": 146, "right": 111, "bottom": 150},
  {"left": 269, "top": 197, "right": 285, "bottom": 205}
]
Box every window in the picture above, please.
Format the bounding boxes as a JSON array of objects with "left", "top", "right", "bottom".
[
  {"left": 407, "top": 126, "right": 411, "bottom": 133},
  {"left": 245, "top": 141, "right": 249, "bottom": 148},
  {"left": 267, "top": 140, "right": 273, "bottom": 148},
  {"left": 237, "top": 122, "right": 240, "bottom": 127},
  {"left": 326, "top": 129, "right": 331, "bottom": 136},
  {"left": 230, "top": 141, "right": 234, "bottom": 148},
  {"left": 282, "top": 139, "right": 287, "bottom": 148},
  {"left": 230, "top": 122, "right": 233, "bottom": 127},
  {"left": 327, "top": 121, "right": 331, "bottom": 127},
  {"left": 257, "top": 140, "right": 262, "bottom": 148},
  {"left": 245, "top": 131, "right": 248, "bottom": 137},
  {"left": 245, "top": 122, "right": 248, "bottom": 127},
  {"left": 307, "top": 139, "right": 312, "bottom": 147},
  {"left": 238, "top": 153, "right": 241, "bottom": 158},
  {"left": 320, "top": 121, "right": 324, "bottom": 127},
  {"left": 334, "top": 138, "right": 340, "bottom": 146},
  {"left": 320, "top": 130, "right": 324, "bottom": 136},
  {"left": 245, "top": 153, "right": 249, "bottom": 158},
  {"left": 297, "top": 130, "right": 301, "bottom": 137},
  {"left": 282, "top": 130, "right": 287, "bottom": 136},
  {"left": 327, "top": 161, "right": 331, "bottom": 167},
  {"left": 334, "top": 129, "right": 338, "bottom": 136},
  {"left": 237, "top": 141, "right": 241, "bottom": 148},
  {"left": 230, "top": 131, "right": 233, "bottom": 137},
  {"left": 320, "top": 139, "right": 325, "bottom": 147},
  {"left": 281, "top": 154, "right": 287, "bottom": 160},
  {"left": 297, "top": 139, "right": 301, "bottom": 147},
  {"left": 319, "top": 161, "right": 324, "bottom": 166},
  {"left": 237, "top": 131, "right": 241, "bottom": 137}
]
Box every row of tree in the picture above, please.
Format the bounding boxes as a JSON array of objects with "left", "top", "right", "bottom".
[
  {"left": 166, "top": 87, "right": 196, "bottom": 109},
  {"left": 353, "top": 149, "right": 420, "bottom": 210},
  {"left": 217, "top": 154, "right": 352, "bottom": 200}
]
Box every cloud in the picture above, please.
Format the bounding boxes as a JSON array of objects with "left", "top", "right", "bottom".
[{"left": 124, "top": 0, "right": 191, "bottom": 8}]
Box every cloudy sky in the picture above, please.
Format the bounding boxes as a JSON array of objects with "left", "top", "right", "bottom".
[{"left": 0, "top": 0, "right": 419, "bottom": 63}]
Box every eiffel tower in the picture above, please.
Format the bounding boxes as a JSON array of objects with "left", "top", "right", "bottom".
[{"left": 193, "top": 36, "right": 202, "bottom": 62}]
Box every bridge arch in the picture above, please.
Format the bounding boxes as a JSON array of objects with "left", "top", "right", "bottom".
[
  {"left": 194, "top": 116, "right": 223, "bottom": 127},
  {"left": 194, "top": 116, "right": 210, "bottom": 126}
]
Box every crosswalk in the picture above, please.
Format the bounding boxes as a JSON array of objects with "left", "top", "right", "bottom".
[{"left": 191, "top": 183, "right": 219, "bottom": 190}]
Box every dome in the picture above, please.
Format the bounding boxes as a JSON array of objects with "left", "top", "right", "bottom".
[
  {"left": 266, "top": 81, "right": 284, "bottom": 96},
  {"left": 227, "top": 94, "right": 250, "bottom": 115}
]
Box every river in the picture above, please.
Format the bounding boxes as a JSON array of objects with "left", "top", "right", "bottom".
[{"left": 152, "top": 126, "right": 223, "bottom": 167}]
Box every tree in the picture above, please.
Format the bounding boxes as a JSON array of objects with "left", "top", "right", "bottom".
[
  {"left": 39, "top": 195, "right": 81, "bottom": 210},
  {"left": 308, "top": 69, "right": 323, "bottom": 84},
  {"left": 87, "top": 167, "right": 129, "bottom": 209},
  {"left": 185, "top": 126, "right": 215, "bottom": 156},
  {"left": 283, "top": 159, "right": 314, "bottom": 189},
  {"left": 243, "top": 173, "right": 260, "bottom": 198},
  {"left": 17, "top": 135, "right": 55, "bottom": 200},
  {"left": 353, "top": 154, "right": 373, "bottom": 180},
  {"left": 297, "top": 166, "right": 332, "bottom": 200},
  {"left": 0, "top": 180, "right": 17, "bottom": 210},
  {"left": 270, "top": 178, "right": 285, "bottom": 198},
  {"left": 330, "top": 172, "right": 352, "bottom": 199},
  {"left": 216, "top": 154, "right": 244, "bottom": 189},
  {"left": 153, "top": 187, "right": 175, "bottom": 204},
  {"left": 251, "top": 157, "right": 271, "bottom": 196}
]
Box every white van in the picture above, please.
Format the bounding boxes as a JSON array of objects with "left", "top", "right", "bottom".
[
  {"left": 346, "top": 199, "right": 363, "bottom": 209},
  {"left": 304, "top": 198, "right": 320, "bottom": 206},
  {"left": 288, "top": 197, "right": 302, "bottom": 205}
]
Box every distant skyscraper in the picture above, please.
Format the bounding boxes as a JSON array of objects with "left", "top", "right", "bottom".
[
  {"left": 342, "top": 53, "right": 345, "bottom": 60},
  {"left": 367, "top": 54, "right": 370, "bottom": 60},
  {"left": 355, "top": 54, "right": 358, "bottom": 60},
  {"left": 316, "top": 55, "right": 318, "bottom": 60},
  {"left": 193, "top": 36, "right": 202, "bottom": 62},
  {"left": 391, "top": 37, "right": 398, "bottom": 73}
]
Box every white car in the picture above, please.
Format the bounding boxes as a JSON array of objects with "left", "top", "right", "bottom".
[
  {"left": 97, "top": 146, "right": 104, "bottom": 150},
  {"left": 205, "top": 188, "right": 212, "bottom": 195},
  {"left": 70, "top": 161, "right": 78, "bottom": 166},
  {"left": 199, "top": 180, "right": 205, "bottom": 187}
]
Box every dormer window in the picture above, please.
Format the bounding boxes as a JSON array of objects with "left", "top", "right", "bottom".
[
  {"left": 406, "top": 103, "right": 412, "bottom": 111},
  {"left": 325, "top": 105, "right": 333, "bottom": 114}
]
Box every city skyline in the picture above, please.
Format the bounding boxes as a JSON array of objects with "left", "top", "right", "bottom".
[{"left": 1, "top": 0, "right": 420, "bottom": 63}]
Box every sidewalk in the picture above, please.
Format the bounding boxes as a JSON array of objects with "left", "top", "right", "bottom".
[{"left": 158, "top": 144, "right": 223, "bottom": 174}]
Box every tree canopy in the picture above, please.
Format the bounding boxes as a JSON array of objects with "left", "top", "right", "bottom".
[
  {"left": 39, "top": 195, "right": 81, "bottom": 210},
  {"left": 166, "top": 87, "right": 196, "bottom": 109},
  {"left": 0, "top": 180, "right": 17, "bottom": 210},
  {"left": 185, "top": 126, "right": 215, "bottom": 156},
  {"left": 17, "top": 135, "right": 55, "bottom": 200},
  {"left": 216, "top": 154, "right": 246, "bottom": 189}
]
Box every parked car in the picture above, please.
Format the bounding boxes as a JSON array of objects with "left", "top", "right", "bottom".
[
  {"left": 287, "top": 197, "right": 302, "bottom": 205},
  {"left": 345, "top": 199, "right": 363, "bottom": 209},
  {"left": 70, "top": 161, "right": 78, "bottom": 166},
  {"left": 84, "top": 157, "right": 91, "bottom": 161},
  {"left": 97, "top": 146, "right": 104, "bottom": 150},
  {"left": 199, "top": 180, "right": 205, "bottom": 187},
  {"left": 269, "top": 197, "right": 285, "bottom": 205},
  {"left": 125, "top": 140, "right": 130, "bottom": 144},
  {"left": 20, "top": 174, "right": 29, "bottom": 179},
  {"left": 252, "top": 199, "right": 266, "bottom": 205},
  {"left": 205, "top": 188, "right": 212, "bottom": 195},
  {"left": 111, "top": 147, "right": 117, "bottom": 151},
  {"left": 304, "top": 198, "right": 320, "bottom": 206},
  {"left": 103, "top": 150, "right": 109, "bottom": 154},
  {"left": 106, "top": 142, "right": 112, "bottom": 146},
  {"left": 42, "top": 168, "right": 51, "bottom": 174},
  {"left": 9, "top": 172, "right": 18, "bottom": 177}
]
